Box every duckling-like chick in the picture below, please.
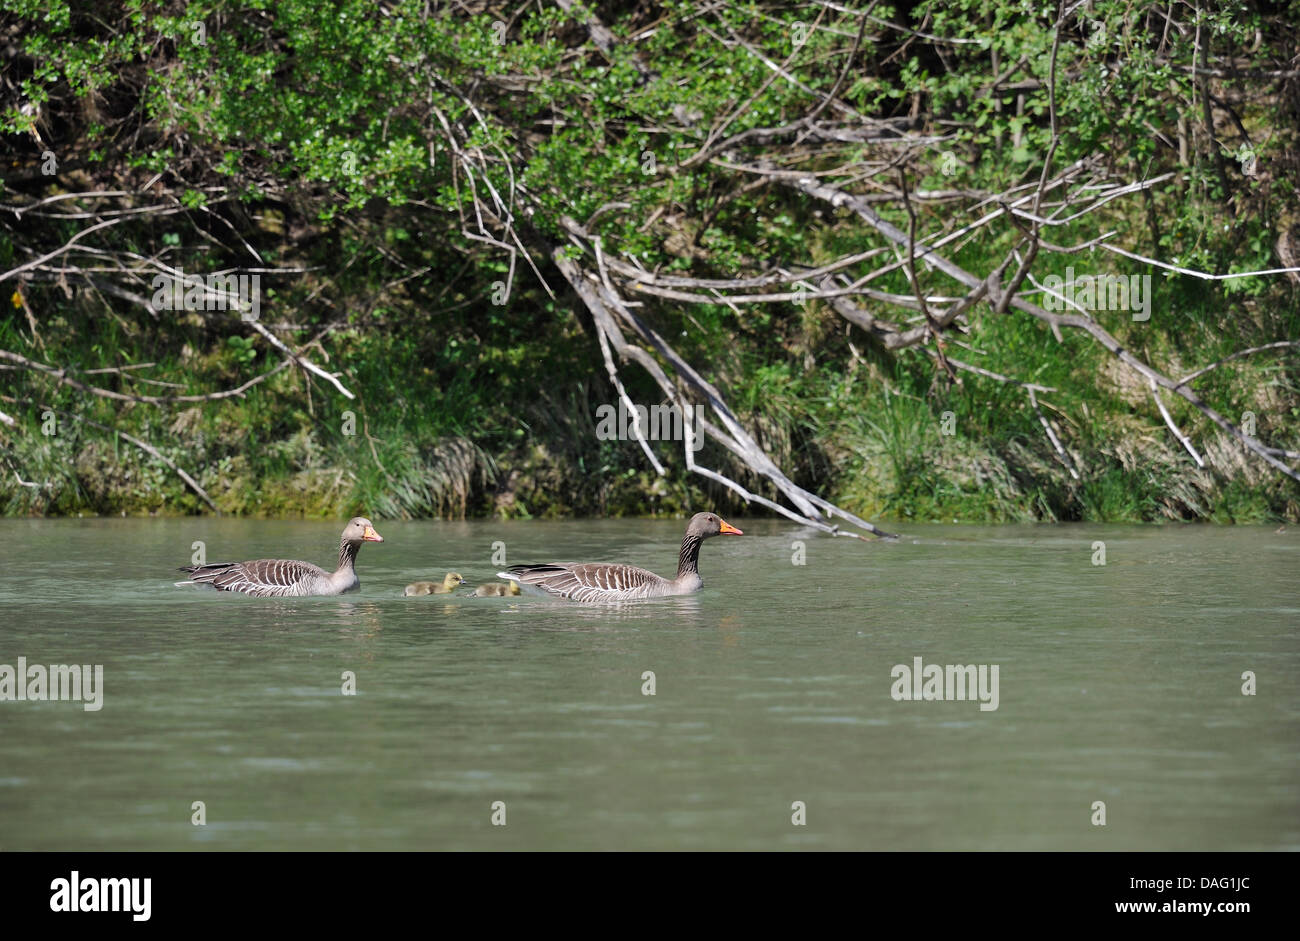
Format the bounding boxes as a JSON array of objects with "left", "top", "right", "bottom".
[
  {"left": 403, "top": 572, "right": 466, "bottom": 596},
  {"left": 474, "top": 581, "right": 522, "bottom": 597}
]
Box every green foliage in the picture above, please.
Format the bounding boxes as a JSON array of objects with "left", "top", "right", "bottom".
[{"left": 2, "top": 0, "right": 1297, "bottom": 521}]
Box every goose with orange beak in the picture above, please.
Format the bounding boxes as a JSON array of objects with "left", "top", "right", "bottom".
[
  {"left": 497, "top": 512, "right": 743, "bottom": 602},
  {"left": 176, "top": 517, "right": 384, "bottom": 597}
]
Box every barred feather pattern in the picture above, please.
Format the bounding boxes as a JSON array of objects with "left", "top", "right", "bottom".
[
  {"left": 179, "top": 558, "right": 345, "bottom": 597},
  {"left": 499, "top": 527, "right": 714, "bottom": 602},
  {"left": 178, "top": 524, "right": 374, "bottom": 597},
  {"left": 500, "top": 562, "right": 686, "bottom": 602}
]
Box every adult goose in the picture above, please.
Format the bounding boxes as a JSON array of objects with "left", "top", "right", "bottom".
[
  {"left": 403, "top": 573, "right": 466, "bottom": 596},
  {"left": 176, "top": 517, "right": 384, "bottom": 597},
  {"left": 497, "top": 512, "right": 742, "bottom": 602}
]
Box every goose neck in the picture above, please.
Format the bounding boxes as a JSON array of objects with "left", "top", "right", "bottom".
[
  {"left": 337, "top": 539, "right": 360, "bottom": 574},
  {"left": 676, "top": 530, "right": 704, "bottom": 579}
]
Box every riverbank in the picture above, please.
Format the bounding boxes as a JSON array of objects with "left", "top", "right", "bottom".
[{"left": 4, "top": 1, "right": 1297, "bottom": 525}]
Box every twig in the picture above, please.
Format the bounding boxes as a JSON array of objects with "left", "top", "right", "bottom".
[
  {"left": 0, "top": 349, "right": 292, "bottom": 404},
  {"left": 1028, "top": 388, "right": 1080, "bottom": 480},
  {"left": 1174, "top": 341, "right": 1300, "bottom": 387},
  {"left": 246, "top": 321, "right": 355, "bottom": 400},
  {"left": 0, "top": 396, "right": 219, "bottom": 512},
  {"left": 1149, "top": 378, "right": 1205, "bottom": 468}
]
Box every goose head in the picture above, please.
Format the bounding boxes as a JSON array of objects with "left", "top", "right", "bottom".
[
  {"left": 343, "top": 517, "right": 384, "bottom": 544},
  {"left": 688, "top": 512, "right": 743, "bottom": 539}
]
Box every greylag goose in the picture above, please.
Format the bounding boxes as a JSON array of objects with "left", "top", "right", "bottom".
[
  {"left": 474, "top": 581, "right": 521, "bottom": 597},
  {"left": 176, "top": 517, "right": 383, "bottom": 597},
  {"left": 403, "top": 573, "right": 465, "bottom": 596},
  {"left": 497, "top": 512, "right": 742, "bottom": 602}
]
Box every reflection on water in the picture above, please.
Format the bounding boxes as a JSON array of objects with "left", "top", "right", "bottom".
[{"left": 0, "top": 518, "right": 1296, "bottom": 850}]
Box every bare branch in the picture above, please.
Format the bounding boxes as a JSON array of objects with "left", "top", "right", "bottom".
[{"left": 0, "top": 396, "right": 219, "bottom": 512}]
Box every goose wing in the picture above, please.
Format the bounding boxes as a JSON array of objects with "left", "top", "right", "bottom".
[
  {"left": 178, "top": 558, "right": 328, "bottom": 597},
  {"left": 500, "top": 563, "right": 668, "bottom": 602}
]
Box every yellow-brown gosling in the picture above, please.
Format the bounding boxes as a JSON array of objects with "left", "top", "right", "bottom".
[
  {"left": 403, "top": 572, "right": 466, "bottom": 596},
  {"left": 474, "top": 582, "right": 522, "bottom": 597}
]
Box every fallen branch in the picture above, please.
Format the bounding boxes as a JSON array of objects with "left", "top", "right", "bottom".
[
  {"left": 552, "top": 229, "right": 896, "bottom": 539},
  {"left": 782, "top": 172, "right": 1300, "bottom": 484}
]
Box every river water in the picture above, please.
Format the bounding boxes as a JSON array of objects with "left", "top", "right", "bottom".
[{"left": 0, "top": 518, "right": 1295, "bottom": 850}]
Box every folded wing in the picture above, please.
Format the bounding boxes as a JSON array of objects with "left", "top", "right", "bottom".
[
  {"left": 499, "top": 563, "right": 668, "bottom": 602},
  {"left": 178, "top": 559, "right": 328, "bottom": 597}
]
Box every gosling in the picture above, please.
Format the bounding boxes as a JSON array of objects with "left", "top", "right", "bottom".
[
  {"left": 474, "top": 582, "right": 522, "bottom": 597},
  {"left": 403, "top": 573, "right": 466, "bottom": 596}
]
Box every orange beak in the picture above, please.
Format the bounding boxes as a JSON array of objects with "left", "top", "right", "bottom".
[
  {"left": 718, "top": 519, "right": 743, "bottom": 536},
  {"left": 362, "top": 525, "right": 384, "bottom": 542}
]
